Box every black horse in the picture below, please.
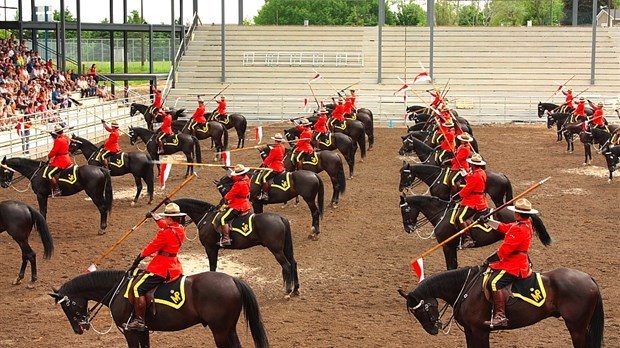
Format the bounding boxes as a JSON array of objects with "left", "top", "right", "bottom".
[
  {"left": 173, "top": 198, "right": 299, "bottom": 297},
  {"left": 205, "top": 111, "right": 248, "bottom": 148},
  {"left": 308, "top": 115, "right": 367, "bottom": 160},
  {"left": 407, "top": 105, "right": 460, "bottom": 118},
  {"left": 406, "top": 112, "right": 472, "bottom": 135},
  {"left": 283, "top": 126, "right": 357, "bottom": 178},
  {"left": 260, "top": 146, "right": 346, "bottom": 207},
  {"left": 398, "top": 163, "right": 513, "bottom": 207},
  {"left": 398, "top": 266, "right": 604, "bottom": 348},
  {"left": 0, "top": 200, "right": 53, "bottom": 288},
  {"left": 402, "top": 130, "right": 480, "bottom": 154},
  {"left": 216, "top": 169, "right": 325, "bottom": 240},
  {"left": 324, "top": 104, "right": 375, "bottom": 149},
  {"left": 0, "top": 157, "right": 113, "bottom": 235},
  {"left": 128, "top": 126, "right": 201, "bottom": 177},
  {"left": 399, "top": 195, "right": 551, "bottom": 270},
  {"left": 69, "top": 135, "right": 154, "bottom": 205},
  {"left": 51, "top": 270, "right": 269, "bottom": 348},
  {"left": 399, "top": 136, "right": 445, "bottom": 165},
  {"left": 171, "top": 120, "right": 228, "bottom": 160},
  {"left": 579, "top": 127, "right": 617, "bottom": 166},
  {"left": 603, "top": 146, "right": 620, "bottom": 182},
  {"left": 129, "top": 102, "right": 184, "bottom": 131}
]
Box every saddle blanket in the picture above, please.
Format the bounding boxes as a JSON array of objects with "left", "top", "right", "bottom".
[
  {"left": 56, "top": 165, "right": 79, "bottom": 185},
  {"left": 163, "top": 135, "right": 179, "bottom": 146},
  {"left": 483, "top": 268, "right": 547, "bottom": 307},
  {"left": 230, "top": 213, "right": 256, "bottom": 236},
  {"left": 96, "top": 151, "right": 126, "bottom": 168},
  {"left": 449, "top": 206, "right": 495, "bottom": 233},
  {"left": 301, "top": 152, "right": 319, "bottom": 165},
  {"left": 124, "top": 272, "right": 188, "bottom": 309},
  {"left": 315, "top": 133, "right": 333, "bottom": 147}
]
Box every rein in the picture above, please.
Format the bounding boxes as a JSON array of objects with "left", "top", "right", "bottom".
[
  {"left": 82, "top": 272, "right": 129, "bottom": 335},
  {"left": 7, "top": 162, "right": 45, "bottom": 193},
  {"left": 437, "top": 267, "right": 485, "bottom": 334}
]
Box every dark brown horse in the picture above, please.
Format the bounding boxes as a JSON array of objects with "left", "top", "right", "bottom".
[
  {"left": 0, "top": 200, "right": 53, "bottom": 288},
  {"left": 0, "top": 157, "right": 113, "bottom": 235},
  {"left": 173, "top": 198, "right": 299, "bottom": 297},
  {"left": 308, "top": 115, "right": 367, "bottom": 160},
  {"left": 324, "top": 104, "right": 375, "bottom": 149},
  {"left": 171, "top": 120, "right": 228, "bottom": 160},
  {"left": 579, "top": 127, "right": 618, "bottom": 166},
  {"left": 51, "top": 270, "right": 269, "bottom": 348},
  {"left": 398, "top": 265, "right": 604, "bottom": 348},
  {"left": 205, "top": 111, "right": 248, "bottom": 148},
  {"left": 399, "top": 136, "right": 445, "bottom": 166},
  {"left": 129, "top": 102, "right": 184, "bottom": 131}
]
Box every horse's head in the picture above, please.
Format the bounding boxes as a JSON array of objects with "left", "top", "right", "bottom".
[
  {"left": 398, "top": 289, "right": 441, "bottom": 335},
  {"left": 537, "top": 102, "right": 545, "bottom": 118},
  {"left": 128, "top": 127, "right": 138, "bottom": 145},
  {"left": 283, "top": 128, "right": 296, "bottom": 143},
  {"left": 214, "top": 173, "right": 234, "bottom": 197},
  {"left": 407, "top": 112, "right": 418, "bottom": 122},
  {"left": 546, "top": 113, "right": 556, "bottom": 129},
  {"left": 399, "top": 195, "right": 421, "bottom": 234},
  {"left": 399, "top": 137, "right": 414, "bottom": 156},
  {"left": 129, "top": 103, "right": 138, "bottom": 116},
  {"left": 258, "top": 145, "right": 271, "bottom": 160},
  {"left": 399, "top": 162, "right": 415, "bottom": 192},
  {"left": 49, "top": 290, "right": 90, "bottom": 335},
  {"left": 0, "top": 157, "right": 15, "bottom": 188},
  {"left": 68, "top": 134, "right": 83, "bottom": 154}
]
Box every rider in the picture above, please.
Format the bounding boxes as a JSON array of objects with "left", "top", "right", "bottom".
[
  {"left": 215, "top": 164, "right": 252, "bottom": 246},
  {"left": 329, "top": 97, "right": 346, "bottom": 130},
  {"left": 257, "top": 133, "right": 286, "bottom": 201},
  {"left": 213, "top": 95, "right": 227, "bottom": 122},
  {"left": 125, "top": 202, "right": 187, "bottom": 332},
  {"left": 447, "top": 132, "right": 474, "bottom": 188},
  {"left": 44, "top": 125, "right": 72, "bottom": 197},
  {"left": 344, "top": 92, "right": 355, "bottom": 119},
  {"left": 188, "top": 97, "right": 207, "bottom": 137},
  {"left": 572, "top": 97, "right": 587, "bottom": 124},
  {"left": 292, "top": 118, "right": 314, "bottom": 170},
  {"left": 587, "top": 101, "right": 607, "bottom": 133},
  {"left": 436, "top": 120, "right": 456, "bottom": 164},
  {"left": 562, "top": 88, "right": 574, "bottom": 109},
  {"left": 152, "top": 86, "right": 163, "bottom": 116},
  {"left": 313, "top": 107, "right": 329, "bottom": 145},
  {"left": 455, "top": 153, "right": 488, "bottom": 249},
  {"left": 100, "top": 120, "right": 121, "bottom": 168},
  {"left": 429, "top": 89, "right": 443, "bottom": 109},
  {"left": 156, "top": 108, "right": 174, "bottom": 155},
  {"left": 483, "top": 198, "right": 539, "bottom": 328}
]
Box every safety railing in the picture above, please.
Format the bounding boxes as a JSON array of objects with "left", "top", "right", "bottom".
[{"left": 242, "top": 52, "right": 365, "bottom": 67}]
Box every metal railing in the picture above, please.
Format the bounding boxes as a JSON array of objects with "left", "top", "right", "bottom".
[{"left": 242, "top": 52, "right": 365, "bottom": 67}]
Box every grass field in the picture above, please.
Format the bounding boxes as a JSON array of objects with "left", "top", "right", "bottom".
[{"left": 64, "top": 61, "right": 171, "bottom": 86}]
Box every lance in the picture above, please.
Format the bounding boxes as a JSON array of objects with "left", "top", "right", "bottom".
[
  {"left": 307, "top": 82, "right": 320, "bottom": 108},
  {"left": 151, "top": 161, "right": 271, "bottom": 171},
  {"left": 0, "top": 162, "right": 16, "bottom": 172},
  {"left": 573, "top": 87, "right": 590, "bottom": 99},
  {"left": 340, "top": 81, "right": 360, "bottom": 93},
  {"left": 88, "top": 173, "right": 197, "bottom": 269},
  {"left": 545, "top": 75, "right": 575, "bottom": 102},
  {"left": 410, "top": 176, "right": 551, "bottom": 266}
]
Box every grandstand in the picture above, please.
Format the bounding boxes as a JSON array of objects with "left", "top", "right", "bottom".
[{"left": 167, "top": 25, "right": 620, "bottom": 124}]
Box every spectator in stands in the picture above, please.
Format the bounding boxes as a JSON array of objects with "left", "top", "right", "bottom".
[
  {"left": 77, "top": 76, "right": 89, "bottom": 98},
  {"left": 87, "top": 64, "right": 98, "bottom": 83},
  {"left": 17, "top": 114, "right": 32, "bottom": 153},
  {"left": 88, "top": 76, "right": 97, "bottom": 96}
]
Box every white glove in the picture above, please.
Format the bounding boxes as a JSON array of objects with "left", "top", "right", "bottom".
[
  {"left": 487, "top": 220, "right": 500, "bottom": 229},
  {"left": 460, "top": 169, "right": 468, "bottom": 177}
]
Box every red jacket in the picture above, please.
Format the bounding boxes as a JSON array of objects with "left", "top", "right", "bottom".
[
  {"left": 574, "top": 102, "right": 586, "bottom": 117},
  {"left": 295, "top": 126, "right": 314, "bottom": 153},
  {"left": 141, "top": 220, "right": 185, "bottom": 280},
  {"left": 431, "top": 93, "right": 442, "bottom": 107},
  {"left": 153, "top": 90, "right": 163, "bottom": 108},
  {"left": 591, "top": 108, "right": 605, "bottom": 126},
  {"left": 263, "top": 142, "right": 285, "bottom": 173},
  {"left": 192, "top": 105, "right": 206, "bottom": 124},
  {"left": 160, "top": 113, "right": 173, "bottom": 135},
  {"left": 490, "top": 219, "right": 533, "bottom": 278},
  {"left": 332, "top": 104, "right": 345, "bottom": 121},
  {"left": 344, "top": 99, "right": 354, "bottom": 114},
  {"left": 103, "top": 124, "right": 121, "bottom": 152},
  {"left": 451, "top": 143, "right": 471, "bottom": 171},
  {"left": 459, "top": 167, "right": 487, "bottom": 209},
  {"left": 347, "top": 96, "right": 356, "bottom": 109},
  {"left": 225, "top": 175, "right": 252, "bottom": 211},
  {"left": 216, "top": 100, "right": 227, "bottom": 115},
  {"left": 314, "top": 114, "right": 328, "bottom": 134},
  {"left": 439, "top": 126, "right": 455, "bottom": 152},
  {"left": 563, "top": 90, "right": 574, "bottom": 108},
  {"left": 48, "top": 134, "right": 72, "bottom": 168}
]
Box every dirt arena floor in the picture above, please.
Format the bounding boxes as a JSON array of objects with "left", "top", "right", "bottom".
[{"left": 0, "top": 124, "right": 618, "bottom": 347}]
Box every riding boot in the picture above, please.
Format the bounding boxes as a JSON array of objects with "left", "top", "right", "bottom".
[
  {"left": 258, "top": 182, "right": 270, "bottom": 201},
  {"left": 101, "top": 158, "right": 109, "bottom": 169},
  {"left": 484, "top": 289, "right": 509, "bottom": 328},
  {"left": 460, "top": 230, "right": 476, "bottom": 249},
  {"left": 49, "top": 176, "right": 62, "bottom": 197},
  {"left": 157, "top": 140, "right": 164, "bottom": 155},
  {"left": 218, "top": 224, "right": 232, "bottom": 246},
  {"left": 125, "top": 296, "right": 147, "bottom": 331}
]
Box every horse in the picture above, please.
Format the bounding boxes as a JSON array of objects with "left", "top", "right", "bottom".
[
  {"left": 128, "top": 126, "right": 201, "bottom": 177},
  {"left": 399, "top": 195, "right": 551, "bottom": 270},
  {"left": 0, "top": 157, "right": 113, "bottom": 235},
  {"left": 260, "top": 146, "right": 346, "bottom": 208},
  {"left": 215, "top": 169, "right": 325, "bottom": 240},
  {"left": 129, "top": 102, "right": 184, "bottom": 131},
  {"left": 172, "top": 198, "right": 299, "bottom": 297},
  {"left": 406, "top": 111, "right": 471, "bottom": 135},
  {"left": 398, "top": 265, "right": 604, "bottom": 348},
  {"left": 602, "top": 146, "right": 620, "bottom": 183},
  {"left": 205, "top": 112, "right": 248, "bottom": 148},
  {"left": 398, "top": 163, "right": 513, "bottom": 207},
  {"left": 69, "top": 135, "right": 154, "bottom": 206},
  {"left": 402, "top": 130, "right": 480, "bottom": 154},
  {"left": 398, "top": 136, "right": 445, "bottom": 166},
  {"left": 308, "top": 115, "right": 367, "bottom": 160},
  {"left": 171, "top": 120, "right": 228, "bottom": 160},
  {"left": 324, "top": 104, "right": 375, "bottom": 149},
  {"left": 546, "top": 112, "right": 572, "bottom": 142},
  {"left": 0, "top": 200, "right": 53, "bottom": 288},
  {"left": 283, "top": 126, "right": 357, "bottom": 178},
  {"left": 50, "top": 270, "right": 269, "bottom": 348},
  {"left": 537, "top": 102, "right": 561, "bottom": 118},
  {"left": 579, "top": 127, "right": 617, "bottom": 166},
  {"left": 407, "top": 105, "right": 460, "bottom": 118}
]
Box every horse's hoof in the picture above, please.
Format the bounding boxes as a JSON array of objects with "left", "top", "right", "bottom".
[
  {"left": 331, "top": 203, "right": 338, "bottom": 209},
  {"left": 281, "top": 204, "right": 287, "bottom": 209},
  {"left": 312, "top": 234, "right": 319, "bottom": 241},
  {"left": 12, "top": 277, "right": 22, "bottom": 285},
  {"left": 608, "top": 179, "right": 612, "bottom": 184},
  {"left": 307, "top": 233, "right": 314, "bottom": 240},
  {"left": 294, "top": 203, "right": 299, "bottom": 208},
  {"left": 292, "top": 290, "right": 300, "bottom": 297},
  {"left": 98, "top": 229, "right": 106, "bottom": 235},
  {"left": 27, "top": 282, "right": 35, "bottom": 289},
  {"left": 130, "top": 201, "right": 136, "bottom": 207},
  {"left": 284, "top": 294, "right": 291, "bottom": 300},
  {"left": 583, "top": 163, "right": 587, "bottom": 166}
]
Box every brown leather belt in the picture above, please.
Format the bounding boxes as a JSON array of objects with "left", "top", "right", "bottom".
[{"left": 158, "top": 251, "right": 177, "bottom": 257}]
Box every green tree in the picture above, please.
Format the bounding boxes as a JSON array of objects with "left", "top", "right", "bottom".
[
  {"left": 435, "top": 0, "right": 458, "bottom": 25},
  {"left": 394, "top": 0, "right": 427, "bottom": 26},
  {"left": 488, "top": 0, "right": 529, "bottom": 25},
  {"left": 457, "top": 4, "right": 487, "bottom": 26}
]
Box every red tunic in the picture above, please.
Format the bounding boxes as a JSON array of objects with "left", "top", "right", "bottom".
[
  {"left": 295, "top": 126, "right": 314, "bottom": 153},
  {"left": 332, "top": 104, "right": 346, "bottom": 121},
  {"left": 490, "top": 219, "right": 533, "bottom": 278},
  {"left": 141, "top": 220, "right": 185, "bottom": 280},
  {"left": 314, "top": 114, "right": 328, "bottom": 134},
  {"left": 344, "top": 99, "right": 354, "bottom": 114},
  {"left": 430, "top": 93, "right": 442, "bottom": 107},
  {"left": 192, "top": 105, "right": 206, "bottom": 124},
  {"left": 451, "top": 143, "right": 471, "bottom": 171},
  {"left": 216, "top": 100, "right": 227, "bottom": 115},
  {"left": 591, "top": 108, "right": 605, "bottom": 126},
  {"left": 48, "top": 134, "right": 72, "bottom": 168},
  {"left": 225, "top": 176, "right": 251, "bottom": 211},
  {"left": 160, "top": 113, "right": 173, "bottom": 135},
  {"left": 348, "top": 96, "right": 356, "bottom": 109},
  {"left": 103, "top": 124, "right": 121, "bottom": 152},
  {"left": 459, "top": 167, "right": 487, "bottom": 210},
  {"left": 438, "top": 125, "right": 455, "bottom": 152},
  {"left": 563, "top": 90, "right": 574, "bottom": 108},
  {"left": 574, "top": 102, "right": 586, "bottom": 117},
  {"left": 263, "top": 142, "right": 286, "bottom": 173},
  {"left": 153, "top": 89, "right": 163, "bottom": 108}
]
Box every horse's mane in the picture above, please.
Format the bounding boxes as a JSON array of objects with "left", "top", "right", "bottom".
[
  {"left": 59, "top": 270, "right": 125, "bottom": 295},
  {"left": 173, "top": 198, "right": 217, "bottom": 214},
  {"left": 405, "top": 194, "right": 449, "bottom": 207},
  {"left": 412, "top": 266, "right": 475, "bottom": 300},
  {"left": 7, "top": 157, "right": 42, "bottom": 166}
]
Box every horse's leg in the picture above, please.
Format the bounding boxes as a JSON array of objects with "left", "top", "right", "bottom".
[
  {"left": 442, "top": 244, "right": 459, "bottom": 270},
  {"left": 212, "top": 327, "right": 241, "bottom": 348},
  {"left": 131, "top": 173, "right": 143, "bottom": 207},
  {"left": 87, "top": 188, "right": 108, "bottom": 235},
  {"left": 138, "top": 332, "right": 150, "bottom": 348},
  {"left": 12, "top": 240, "right": 33, "bottom": 286},
  {"left": 303, "top": 196, "right": 320, "bottom": 240},
  {"left": 205, "top": 245, "right": 220, "bottom": 272},
  {"left": 564, "top": 320, "right": 587, "bottom": 348},
  {"left": 36, "top": 194, "right": 48, "bottom": 219},
  {"left": 123, "top": 332, "right": 141, "bottom": 348},
  {"left": 465, "top": 328, "right": 490, "bottom": 348},
  {"left": 185, "top": 152, "right": 192, "bottom": 178},
  {"left": 269, "top": 249, "right": 294, "bottom": 298},
  {"left": 329, "top": 173, "right": 339, "bottom": 207}
]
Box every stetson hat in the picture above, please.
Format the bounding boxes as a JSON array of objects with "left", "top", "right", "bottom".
[
  {"left": 160, "top": 202, "right": 186, "bottom": 217},
  {"left": 466, "top": 153, "right": 486, "bottom": 166},
  {"left": 597, "top": 102, "right": 604, "bottom": 107},
  {"left": 271, "top": 133, "right": 284, "bottom": 142},
  {"left": 442, "top": 120, "right": 454, "bottom": 128},
  {"left": 230, "top": 164, "right": 250, "bottom": 176},
  {"left": 579, "top": 97, "right": 585, "bottom": 102},
  {"left": 457, "top": 133, "right": 473, "bottom": 142},
  {"left": 110, "top": 120, "right": 119, "bottom": 128},
  {"left": 507, "top": 198, "right": 538, "bottom": 215},
  {"left": 220, "top": 95, "right": 226, "bottom": 100},
  {"left": 299, "top": 118, "right": 311, "bottom": 126},
  {"left": 317, "top": 107, "right": 328, "bottom": 114},
  {"left": 53, "top": 124, "right": 64, "bottom": 134}
]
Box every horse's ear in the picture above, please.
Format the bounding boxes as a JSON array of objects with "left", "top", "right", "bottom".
[
  {"left": 399, "top": 195, "right": 406, "bottom": 203},
  {"left": 397, "top": 288, "right": 408, "bottom": 299},
  {"left": 1, "top": 156, "right": 5, "bottom": 164},
  {"left": 48, "top": 292, "right": 60, "bottom": 299}
]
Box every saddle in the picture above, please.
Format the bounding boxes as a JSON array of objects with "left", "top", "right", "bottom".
[
  {"left": 96, "top": 151, "right": 126, "bottom": 168},
  {"left": 125, "top": 270, "right": 188, "bottom": 312},
  {"left": 482, "top": 267, "right": 547, "bottom": 307},
  {"left": 162, "top": 134, "right": 179, "bottom": 146},
  {"left": 229, "top": 213, "right": 256, "bottom": 237},
  {"left": 254, "top": 171, "right": 293, "bottom": 192},
  {"left": 315, "top": 133, "right": 333, "bottom": 147},
  {"left": 55, "top": 165, "right": 79, "bottom": 185}
]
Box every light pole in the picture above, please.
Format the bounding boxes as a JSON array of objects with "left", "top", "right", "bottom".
[{"left": 141, "top": 0, "right": 145, "bottom": 67}]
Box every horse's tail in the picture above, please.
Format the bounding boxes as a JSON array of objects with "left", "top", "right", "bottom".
[
  {"left": 223, "top": 128, "right": 229, "bottom": 149},
  {"left": 336, "top": 160, "right": 346, "bottom": 195},
  {"left": 586, "top": 278, "right": 605, "bottom": 348},
  {"left": 503, "top": 174, "right": 514, "bottom": 202},
  {"left": 357, "top": 127, "right": 367, "bottom": 158},
  {"left": 27, "top": 206, "right": 54, "bottom": 259},
  {"left": 317, "top": 175, "right": 325, "bottom": 218},
  {"left": 238, "top": 118, "right": 247, "bottom": 145},
  {"left": 144, "top": 155, "right": 155, "bottom": 198},
  {"left": 192, "top": 136, "right": 202, "bottom": 163},
  {"left": 234, "top": 278, "right": 270, "bottom": 348},
  {"left": 530, "top": 214, "right": 552, "bottom": 246},
  {"left": 102, "top": 168, "right": 113, "bottom": 216},
  {"left": 281, "top": 216, "right": 296, "bottom": 269}
]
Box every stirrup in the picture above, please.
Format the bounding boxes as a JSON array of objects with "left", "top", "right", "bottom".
[
  {"left": 124, "top": 318, "right": 147, "bottom": 332},
  {"left": 218, "top": 238, "right": 231, "bottom": 247},
  {"left": 257, "top": 192, "right": 269, "bottom": 201},
  {"left": 484, "top": 316, "right": 508, "bottom": 328}
]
